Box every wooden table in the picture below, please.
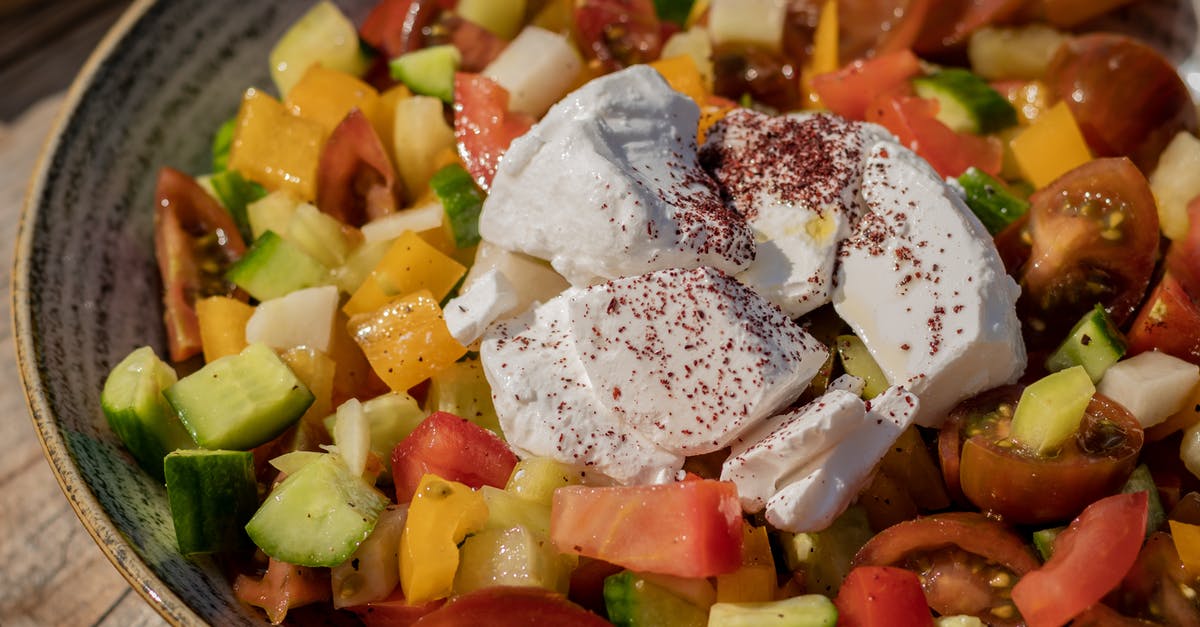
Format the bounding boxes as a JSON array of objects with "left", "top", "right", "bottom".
[{"left": 0, "top": 2, "right": 167, "bottom": 625}]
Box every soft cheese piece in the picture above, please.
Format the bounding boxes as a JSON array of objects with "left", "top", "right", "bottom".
[
  {"left": 483, "top": 299, "right": 684, "bottom": 485},
  {"left": 482, "top": 266, "right": 826, "bottom": 482},
  {"left": 478, "top": 66, "right": 755, "bottom": 285},
  {"left": 764, "top": 387, "right": 918, "bottom": 532},
  {"left": 700, "top": 110, "right": 893, "bottom": 317},
  {"left": 444, "top": 269, "right": 520, "bottom": 346},
  {"left": 833, "top": 142, "right": 1025, "bottom": 427}
]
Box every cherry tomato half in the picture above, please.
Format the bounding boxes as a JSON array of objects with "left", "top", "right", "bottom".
[
  {"left": 853, "top": 512, "right": 1039, "bottom": 625},
  {"left": 574, "top": 0, "right": 663, "bottom": 70},
  {"left": 939, "top": 386, "right": 1144, "bottom": 525},
  {"left": 1016, "top": 157, "right": 1160, "bottom": 347},
  {"left": 317, "top": 108, "right": 401, "bottom": 227},
  {"left": 835, "top": 566, "right": 934, "bottom": 627},
  {"left": 1128, "top": 272, "right": 1200, "bottom": 366},
  {"left": 838, "top": 0, "right": 932, "bottom": 64},
  {"left": 1108, "top": 532, "right": 1200, "bottom": 625}
]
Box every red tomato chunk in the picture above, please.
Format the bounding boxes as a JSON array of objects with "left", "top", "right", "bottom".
[
  {"left": 391, "top": 411, "right": 518, "bottom": 503},
  {"left": 836, "top": 566, "right": 935, "bottom": 627}
]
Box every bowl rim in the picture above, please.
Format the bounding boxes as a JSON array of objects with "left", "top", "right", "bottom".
[{"left": 11, "top": 0, "right": 201, "bottom": 624}]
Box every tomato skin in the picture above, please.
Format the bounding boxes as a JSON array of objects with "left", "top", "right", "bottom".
[
  {"left": 914, "top": 0, "right": 1027, "bottom": 54},
  {"left": 1128, "top": 273, "right": 1200, "bottom": 365},
  {"left": 1046, "top": 34, "right": 1197, "bottom": 172},
  {"left": 835, "top": 566, "right": 934, "bottom": 627},
  {"left": 1018, "top": 157, "right": 1160, "bottom": 346},
  {"left": 838, "top": 0, "right": 933, "bottom": 64},
  {"left": 153, "top": 166, "right": 247, "bottom": 362},
  {"left": 233, "top": 558, "right": 330, "bottom": 624},
  {"left": 348, "top": 588, "right": 445, "bottom": 627},
  {"left": 431, "top": 14, "right": 508, "bottom": 73},
  {"left": 453, "top": 73, "right": 535, "bottom": 190},
  {"left": 317, "top": 108, "right": 401, "bottom": 227},
  {"left": 1107, "top": 532, "right": 1200, "bottom": 626},
  {"left": 360, "top": 0, "right": 450, "bottom": 59},
  {"left": 1012, "top": 491, "right": 1149, "bottom": 627},
  {"left": 865, "top": 91, "right": 1003, "bottom": 178},
  {"left": 574, "top": 0, "right": 662, "bottom": 70},
  {"left": 411, "top": 586, "right": 611, "bottom": 626},
  {"left": 551, "top": 479, "right": 743, "bottom": 578},
  {"left": 567, "top": 558, "right": 624, "bottom": 615},
  {"left": 390, "top": 411, "right": 518, "bottom": 504},
  {"left": 811, "top": 49, "right": 922, "bottom": 121}
]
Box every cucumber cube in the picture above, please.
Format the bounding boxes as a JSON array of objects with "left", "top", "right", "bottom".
[
  {"left": 708, "top": 595, "right": 839, "bottom": 627},
  {"left": 454, "top": 525, "right": 573, "bottom": 596},
  {"left": 100, "top": 346, "right": 193, "bottom": 481},
  {"left": 604, "top": 571, "right": 708, "bottom": 627},
  {"left": 1044, "top": 304, "right": 1126, "bottom": 382},
  {"left": 390, "top": 45, "right": 462, "bottom": 104},
  {"left": 164, "top": 449, "right": 257, "bottom": 556},
  {"left": 225, "top": 230, "right": 329, "bottom": 302}
]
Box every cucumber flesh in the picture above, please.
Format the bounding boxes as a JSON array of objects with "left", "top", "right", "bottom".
[
  {"left": 426, "top": 358, "right": 502, "bottom": 436},
  {"left": 246, "top": 453, "right": 390, "bottom": 567},
  {"left": 100, "top": 346, "right": 193, "bottom": 481},
  {"left": 654, "top": 0, "right": 697, "bottom": 25},
  {"left": 164, "top": 343, "right": 315, "bottom": 450},
  {"left": 1044, "top": 304, "right": 1126, "bottom": 383},
  {"left": 430, "top": 164, "right": 486, "bottom": 249},
  {"left": 269, "top": 1, "right": 371, "bottom": 96},
  {"left": 164, "top": 449, "right": 257, "bottom": 555},
  {"left": 505, "top": 456, "right": 581, "bottom": 506},
  {"left": 482, "top": 485, "right": 552, "bottom": 538},
  {"left": 912, "top": 69, "right": 1017, "bottom": 134},
  {"left": 1032, "top": 526, "right": 1063, "bottom": 561},
  {"left": 604, "top": 571, "right": 708, "bottom": 627},
  {"left": 835, "top": 335, "right": 888, "bottom": 399},
  {"left": 390, "top": 45, "right": 462, "bottom": 104},
  {"left": 955, "top": 167, "right": 1030, "bottom": 236},
  {"left": 225, "top": 230, "right": 329, "bottom": 301},
  {"left": 708, "top": 595, "right": 839, "bottom": 627},
  {"left": 212, "top": 117, "right": 236, "bottom": 172},
  {"left": 784, "top": 506, "right": 873, "bottom": 596},
  {"left": 454, "top": 525, "right": 573, "bottom": 595},
  {"left": 1010, "top": 365, "right": 1095, "bottom": 456},
  {"left": 1121, "top": 464, "right": 1165, "bottom": 538}
]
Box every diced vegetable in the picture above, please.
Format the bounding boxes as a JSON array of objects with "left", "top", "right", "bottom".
[
  {"left": 391, "top": 411, "right": 518, "bottom": 503},
  {"left": 246, "top": 453, "right": 390, "bottom": 567},
  {"left": 482, "top": 26, "right": 582, "bottom": 118},
  {"left": 284, "top": 64, "right": 380, "bottom": 134},
  {"left": 660, "top": 28, "right": 714, "bottom": 90},
  {"left": 1097, "top": 351, "right": 1200, "bottom": 428},
  {"left": 391, "top": 45, "right": 462, "bottom": 104},
  {"left": 801, "top": 0, "right": 838, "bottom": 110},
  {"left": 1031, "top": 526, "right": 1063, "bottom": 561},
  {"left": 457, "top": 0, "right": 526, "bottom": 39},
  {"left": 812, "top": 50, "right": 921, "bottom": 122},
  {"left": 100, "top": 346, "right": 192, "bottom": 480},
  {"left": 348, "top": 289, "right": 468, "bottom": 392},
  {"left": 327, "top": 392, "right": 427, "bottom": 480},
  {"left": 603, "top": 571, "right": 708, "bottom": 627},
  {"left": 278, "top": 345, "right": 336, "bottom": 437},
  {"left": 835, "top": 566, "right": 934, "bottom": 627},
  {"left": 1121, "top": 464, "right": 1165, "bottom": 538},
  {"left": 709, "top": 595, "right": 839, "bottom": 627},
  {"left": 1009, "top": 101, "right": 1092, "bottom": 189},
  {"left": 506, "top": 457, "right": 581, "bottom": 506},
  {"left": 399, "top": 474, "right": 489, "bottom": 604},
  {"left": 195, "top": 296, "right": 254, "bottom": 362},
  {"left": 715, "top": 524, "right": 775, "bottom": 603},
  {"left": 1009, "top": 365, "right": 1095, "bottom": 455},
  {"left": 967, "top": 25, "right": 1068, "bottom": 81},
  {"left": 1149, "top": 131, "right": 1200, "bottom": 241},
  {"left": 284, "top": 202, "right": 359, "bottom": 269},
  {"left": 268, "top": 1, "right": 369, "bottom": 96},
  {"left": 211, "top": 117, "right": 236, "bottom": 172},
  {"left": 426, "top": 357, "right": 501, "bottom": 435},
  {"left": 429, "top": 163, "right": 486, "bottom": 249},
  {"left": 163, "top": 449, "right": 257, "bottom": 555},
  {"left": 482, "top": 486, "right": 552, "bottom": 538},
  {"left": 707, "top": 0, "right": 787, "bottom": 52},
  {"left": 1044, "top": 304, "right": 1126, "bottom": 382},
  {"left": 246, "top": 190, "right": 300, "bottom": 240},
  {"left": 392, "top": 96, "right": 457, "bottom": 203},
  {"left": 330, "top": 504, "right": 407, "bottom": 609},
  {"left": 228, "top": 89, "right": 326, "bottom": 201},
  {"left": 225, "top": 231, "right": 330, "bottom": 302},
  {"left": 836, "top": 335, "right": 888, "bottom": 399},
  {"left": 206, "top": 169, "right": 263, "bottom": 240},
  {"left": 244, "top": 285, "right": 339, "bottom": 353},
  {"left": 1169, "top": 520, "right": 1200, "bottom": 578},
  {"left": 784, "top": 506, "right": 873, "bottom": 596},
  {"left": 234, "top": 558, "right": 331, "bottom": 624},
  {"left": 343, "top": 230, "right": 466, "bottom": 315},
  {"left": 912, "top": 69, "right": 1017, "bottom": 134},
  {"left": 464, "top": 241, "right": 570, "bottom": 313},
  {"left": 454, "top": 73, "right": 535, "bottom": 189},
  {"left": 332, "top": 398, "right": 371, "bottom": 477},
  {"left": 455, "top": 525, "right": 574, "bottom": 595},
  {"left": 164, "top": 343, "right": 314, "bottom": 450}
]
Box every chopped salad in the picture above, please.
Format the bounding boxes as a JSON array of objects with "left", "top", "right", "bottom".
[{"left": 99, "top": 0, "right": 1200, "bottom": 625}]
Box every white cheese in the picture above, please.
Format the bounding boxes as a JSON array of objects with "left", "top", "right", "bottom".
[
  {"left": 833, "top": 142, "right": 1025, "bottom": 427},
  {"left": 444, "top": 269, "right": 520, "bottom": 346},
  {"left": 701, "top": 110, "right": 893, "bottom": 317},
  {"left": 1097, "top": 351, "right": 1200, "bottom": 427},
  {"left": 478, "top": 66, "right": 756, "bottom": 285},
  {"left": 828, "top": 374, "right": 865, "bottom": 396},
  {"left": 464, "top": 241, "right": 570, "bottom": 314},
  {"left": 244, "top": 285, "right": 339, "bottom": 353}
]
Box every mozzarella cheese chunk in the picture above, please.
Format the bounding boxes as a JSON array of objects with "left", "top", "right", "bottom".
[
  {"left": 479, "top": 66, "right": 755, "bottom": 285},
  {"left": 721, "top": 387, "right": 918, "bottom": 533},
  {"left": 444, "top": 269, "right": 519, "bottom": 346},
  {"left": 482, "top": 266, "right": 826, "bottom": 482},
  {"left": 833, "top": 143, "right": 1025, "bottom": 427},
  {"left": 701, "top": 111, "right": 893, "bottom": 317}
]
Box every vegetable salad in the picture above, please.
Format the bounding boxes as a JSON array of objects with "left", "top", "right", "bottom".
[{"left": 100, "top": 0, "right": 1200, "bottom": 625}]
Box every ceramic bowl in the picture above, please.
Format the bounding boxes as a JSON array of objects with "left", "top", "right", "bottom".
[{"left": 11, "top": 0, "right": 1200, "bottom": 625}]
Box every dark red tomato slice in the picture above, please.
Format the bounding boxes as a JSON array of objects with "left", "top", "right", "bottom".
[
  {"left": 865, "top": 91, "right": 1003, "bottom": 178},
  {"left": 835, "top": 566, "right": 935, "bottom": 627},
  {"left": 359, "top": 0, "right": 450, "bottom": 59},
  {"left": 233, "top": 558, "right": 330, "bottom": 624},
  {"left": 317, "top": 108, "right": 401, "bottom": 227},
  {"left": 1166, "top": 195, "right": 1200, "bottom": 294},
  {"left": 551, "top": 479, "right": 743, "bottom": 578},
  {"left": 1128, "top": 273, "right": 1200, "bottom": 366},
  {"left": 838, "top": 0, "right": 933, "bottom": 64},
  {"left": 453, "top": 73, "right": 535, "bottom": 190},
  {"left": 1108, "top": 532, "right": 1200, "bottom": 626},
  {"left": 153, "top": 166, "right": 247, "bottom": 362},
  {"left": 939, "top": 385, "right": 1144, "bottom": 525},
  {"left": 568, "top": 558, "right": 624, "bottom": 615},
  {"left": 348, "top": 588, "right": 446, "bottom": 627},
  {"left": 811, "top": 49, "right": 921, "bottom": 121},
  {"left": 412, "top": 586, "right": 610, "bottom": 626},
  {"left": 574, "top": 0, "right": 662, "bottom": 70},
  {"left": 711, "top": 45, "right": 802, "bottom": 111},
  {"left": 1016, "top": 157, "right": 1159, "bottom": 346},
  {"left": 427, "top": 14, "right": 508, "bottom": 73},
  {"left": 914, "top": 0, "right": 1027, "bottom": 54},
  {"left": 1012, "top": 492, "right": 1149, "bottom": 627},
  {"left": 1045, "top": 34, "right": 1198, "bottom": 172},
  {"left": 854, "top": 512, "right": 1039, "bottom": 624},
  {"left": 1040, "top": 0, "right": 1141, "bottom": 28},
  {"left": 390, "top": 411, "right": 518, "bottom": 504}
]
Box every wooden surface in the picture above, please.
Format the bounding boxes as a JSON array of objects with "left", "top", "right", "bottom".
[{"left": 0, "top": 2, "right": 168, "bottom": 625}]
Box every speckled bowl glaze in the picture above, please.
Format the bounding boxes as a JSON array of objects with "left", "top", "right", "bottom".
[{"left": 11, "top": 0, "right": 1200, "bottom": 625}]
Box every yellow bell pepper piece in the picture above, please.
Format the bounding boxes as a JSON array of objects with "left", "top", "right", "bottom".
[
  {"left": 284, "top": 65, "right": 380, "bottom": 134},
  {"left": 228, "top": 88, "right": 326, "bottom": 201},
  {"left": 372, "top": 85, "right": 412, "bottom": 167},
  {"left": 802, "top": 0, "right": 838, "bottom": 110},
  {"left": 1009, "top": 101, "right": 1093, "bottom": 189},
  {"left": 280, "top": 346, "right": 336, "bottom": 428},
  {"left": 650, "top": 56, "right": 709, "bottom": 105},
  {"left": 343, "top": 230, "right": 467, "bottom": 316},
  {"left": 349, "top": 289, "right": 467, "bottom": 392},
  {"left": 687, "top": 0, "right": 711, "bottom": 27},
  {"left": 195, "top": 296, "right": 254, "bottom": 362},
  {"left": 400, "top": 474, "right": 489, "bottom": 604},
  {"left": 716, "top": 524, "right": 776, "bottom": 603},
  {"left": 1170, "top": 520, "right": 1200, "bottom": 578}
]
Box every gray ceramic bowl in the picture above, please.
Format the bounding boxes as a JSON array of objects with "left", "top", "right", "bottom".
[{"left": 11, "top": 0, "right": 1200, "bottom": 625}]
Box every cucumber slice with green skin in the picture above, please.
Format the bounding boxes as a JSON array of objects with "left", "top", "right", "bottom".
[
  {"left": 955, "top": 167, "right": 1030, "bottom": 235},
  {"left": 164, "top": 449, "right": 257, "bottom": 556},
  {"left": 912, "top": 69, "right": 1018, "bottom": 134},
  {"left": 784, "top": 506, "right": 872, "bottom": 596},
  {"left": 1032, "top": 526, "right": 1064, "bottom": 561},
  {"left": 835, "top": 335, "right": 888, "bottom": 399},
  {"left": 389, "top": 45, "right": 462, "bottom": 104},
  {"left": 224, "top": 230, "right": 329, "bottom": 302},
  {"left": 654, "top": 0, "right": 697, "bottom": 25},
  {"left": 165, "top": 343, "right": 314, "bottom": 450},
  {"left": 708, "top": 595, "right": 839, "bottom": 627},
  {"left": 212, "top": 117, "right": 236, "bottom": 172},
  {"left": 100, "top": 346, "right": 193, "bottom": 481},
  {"left": 1121, "top": 464, "right": 1165, "bottom": 538},
  {"left": 1044, "top": 304, "right": 1126, "bottom": 383},
  {"left": 604, "top": 571, "right": 708, "bottom": 627},
  {"left": 430, "top": 164, "right": 486, "bottom": 249},
  {"left": 1009, "top": 365, "right": 1095, "bottom": 456},
  {"left": 208, "top": 169, "right": 264, "bottom": 241},
  {"left": 246, "top": 454, "right": 390, "bottom": 567}
]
